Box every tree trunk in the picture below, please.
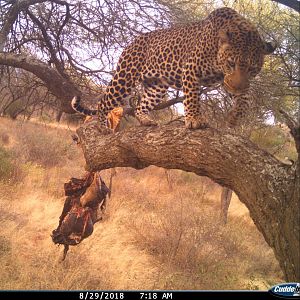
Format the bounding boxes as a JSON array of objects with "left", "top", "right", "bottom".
[
  {"left": 220, "top": 187, "right": 233, "bottom": 224},
  {"left": 56, "top": 110, "right": 63, "bottom": 123},
  {"left": 76, "top": 120, "right": 299, "bottom": 281}
]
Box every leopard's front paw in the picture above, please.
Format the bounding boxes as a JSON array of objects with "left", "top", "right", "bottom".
[{"left": 185, "top": 115, "right": 209, "bottom": 129}]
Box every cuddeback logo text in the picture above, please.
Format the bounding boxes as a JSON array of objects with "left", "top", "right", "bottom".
[{"left": 269, "top": 283, "right": 300, "bottom": 298}]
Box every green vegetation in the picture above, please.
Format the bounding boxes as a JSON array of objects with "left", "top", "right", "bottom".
[{"left": 251, "top": 126, "right": 297, "bottom": 161}]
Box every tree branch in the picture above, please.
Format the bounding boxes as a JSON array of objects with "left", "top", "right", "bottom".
[
  {"left": 121, "top": 97, "right": 184, "bottom": 118},
  {"left": 0, "top": 0, "right": 49, "bottom": 51},
  {"left": 0, "top": 52, "right": 80, "bottom": 113},
  {"left": 77, "top": 121, "right": 294, "bottom": 188},
  {"left": 26, "top": 7, "right": 67, "bottom": 78},
  {"left": 154, "top": 97, "right": 184, "bottom": 110}
]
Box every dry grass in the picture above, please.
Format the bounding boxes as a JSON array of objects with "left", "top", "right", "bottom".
[{"left": 0, "top": 117, "right": 283, "bottom": 290}]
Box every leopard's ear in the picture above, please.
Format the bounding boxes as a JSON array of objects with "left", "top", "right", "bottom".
[
  {"left": 218, "top": 29, "right": 233, "bottom": 44},
  {"left": 262, "top": 41, "right": 276, "bottom": 55}
]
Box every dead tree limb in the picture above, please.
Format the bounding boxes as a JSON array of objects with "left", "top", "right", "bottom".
[{"left": 76, "top": 120, "right": 299, "bottom": 282}]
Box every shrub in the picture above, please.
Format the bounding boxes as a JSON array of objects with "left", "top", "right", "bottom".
[
  {"left": 251, "top": 125, "right": 296, "bottom": 161},
  {"left": 251, "top": 126, "right": 284, "bottom": 150},
  {"left": 4, "top": 100, "right": 24, "bottom": 120}
]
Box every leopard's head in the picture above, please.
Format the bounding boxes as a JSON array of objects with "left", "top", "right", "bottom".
[{"left": 217, "top": 26, "right": 276, "bottom": 95}]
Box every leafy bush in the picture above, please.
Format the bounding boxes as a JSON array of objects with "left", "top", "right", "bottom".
[
  {"left": 251, "top": 125, "right": 296, "bottom": 161},
  {"left": 251, "top": 126, "right": 284, "bottom": 150},
  {"left": 4, "top": 100, "right": 24, "bottom": 120}
]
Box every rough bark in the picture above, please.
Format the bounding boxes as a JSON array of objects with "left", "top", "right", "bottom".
[
  {"left": 76, "top": 120, "right": 299, "bottom": 282},
  {"left": 0, "top": 52, "right": 80, "bottom": 113}
]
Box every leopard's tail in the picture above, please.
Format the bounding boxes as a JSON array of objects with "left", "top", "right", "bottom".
[{"left": 71, "top": 96, "right": 97, "bottom": 116}]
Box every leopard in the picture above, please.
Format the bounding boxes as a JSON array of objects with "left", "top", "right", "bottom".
[{"left": 71, "top": 7, "right": 276, "bottom": 129}]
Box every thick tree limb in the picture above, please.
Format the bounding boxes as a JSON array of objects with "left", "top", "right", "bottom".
[
  {"left": 0, "top": 52, "right": 80, "bottom": 113},
  {"left": 77, "top": 121, "right": 299, "bottom": 281},
  {"left": 77, "top": 121, "right": 295, "bottom": 187}
]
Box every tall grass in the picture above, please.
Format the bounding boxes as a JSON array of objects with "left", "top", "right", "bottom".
[{"left": 14, "top": 122, "right": 77, "bottom": 167}]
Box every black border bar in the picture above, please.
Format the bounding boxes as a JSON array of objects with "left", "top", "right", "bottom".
[{"left": 0, "top": 290, "right": 283, "bottom": 300}]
